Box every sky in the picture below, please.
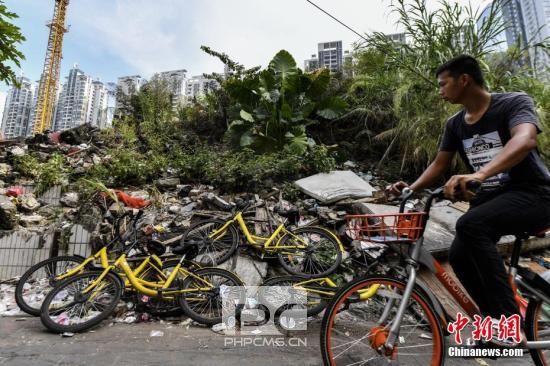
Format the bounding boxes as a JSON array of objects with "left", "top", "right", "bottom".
[{"left": 1, "top": 0, "right": 483, "bottom": 93}]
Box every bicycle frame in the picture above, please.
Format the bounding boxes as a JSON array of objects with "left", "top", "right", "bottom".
[
  {"left": 382, "top": 193, "right": 550, "bottom": 351},
  {"left": 54, "top": 246, "right": 162, "bottom": 290},
  {"left": 80, "top": 254, "right": 214, "bottom": 298},
  {"left": 285, "top": 277, "right": 381, "bottom": 302},
  {"left": 211, "top": 211, "right": 345, "bottom": 252}
]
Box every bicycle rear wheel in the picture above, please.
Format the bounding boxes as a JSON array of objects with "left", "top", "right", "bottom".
[
  {"left": 278, "top": 227, "right": 342, "bottom": 277},
  {"left": 525, "top": 298, "right": 550, "bottom": 366},
  {"left": 320, "top": 275, "right": 445, "bottom": 366},
  {"left": 40, "top": 271, "right": 122, "bottom": 333},
  {"left": 15, "top": 256, "right": 87, "bottom": 316}
]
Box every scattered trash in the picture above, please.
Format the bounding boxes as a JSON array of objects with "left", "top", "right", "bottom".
[
  {"left": 61, "top": 332, "right": 75, "bottom": 337},
  {"left": 149, "top": 330, "right": 164, "bottom": 337}
]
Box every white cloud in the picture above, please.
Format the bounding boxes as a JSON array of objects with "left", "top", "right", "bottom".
[{"left": 69, "top": 0, "right": 482, "bottom": 78}]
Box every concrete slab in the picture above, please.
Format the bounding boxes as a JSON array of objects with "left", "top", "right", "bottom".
[{"left": 294, "top": 170, "right": 376, "bottom": 204}]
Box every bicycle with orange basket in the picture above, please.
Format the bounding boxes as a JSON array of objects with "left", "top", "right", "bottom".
[{"left": 320, "top": 181, "right": 550, "bottom": 366}]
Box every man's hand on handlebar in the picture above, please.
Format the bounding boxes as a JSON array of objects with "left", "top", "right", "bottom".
[
  {"left": 444, "top": 174, "right": 484, "bottom": 201},
  {"left": 389, "top": 181, "right": 409, "bottom": 195}
]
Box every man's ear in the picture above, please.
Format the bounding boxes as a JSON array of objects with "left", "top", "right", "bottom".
[{"left": 460, "top": 74, "right": 470, "bottom": 87}]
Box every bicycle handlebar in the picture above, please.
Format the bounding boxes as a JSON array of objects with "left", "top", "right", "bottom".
[{"left": 399, "top": 180, "right": 482, "bottom": 213}]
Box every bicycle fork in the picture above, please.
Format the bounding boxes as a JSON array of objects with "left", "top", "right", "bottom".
[{"left": 377, "top": 240, "right": 423, "bottom": 355}]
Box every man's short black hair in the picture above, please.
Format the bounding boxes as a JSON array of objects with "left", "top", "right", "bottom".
[{"left": 435, "top": 55, "right": 485, "bottom": 86}]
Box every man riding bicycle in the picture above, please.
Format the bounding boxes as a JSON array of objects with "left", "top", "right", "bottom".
[{"left": 391, "top": 55, "right": 550, "bottom": 345}]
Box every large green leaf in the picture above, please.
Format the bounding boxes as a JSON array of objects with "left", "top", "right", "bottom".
[
  {"left": 268, "top": 50, "right": 297, "bottom": 76},
  {"left": 240, "top": 131, "right": 254, "bottom": 147},
  {"left": 316, "top": 97, "right": 348, "bottom": 120},
  {"left": 280, "top": 103, "right": 292, "bottom": 121},
  {"left": 306, "top": 68, "right": 330, "bottom": 98},
  {"left": 240, "top": 110, "right": 255, "bottom": 122}
]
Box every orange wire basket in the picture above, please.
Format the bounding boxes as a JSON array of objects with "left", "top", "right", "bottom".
[{"left": 345, "top": 212, "right": 427, "bottom": 243}]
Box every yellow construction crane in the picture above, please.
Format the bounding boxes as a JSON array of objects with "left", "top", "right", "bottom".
[{"left": 32, "top": 0, "right": 69, "bottom": 134}]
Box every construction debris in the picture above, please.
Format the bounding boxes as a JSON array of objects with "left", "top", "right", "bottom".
[{"left": 294, "top": 170, "right": 377, "bottom": 204}]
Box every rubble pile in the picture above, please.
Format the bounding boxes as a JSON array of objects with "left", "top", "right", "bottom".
[
  {"left": 1, "top": 125, "right": 397, "bottom": 285},
  {"left": 0, "top": 125, "right": 388, "bottom": 237}
]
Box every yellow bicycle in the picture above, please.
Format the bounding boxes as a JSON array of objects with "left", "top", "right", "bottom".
[
  {"left": 261, "top": 275, "right": 380, "bottom": 317},
  {"left": 175, "top": 202, "right": 344, "bottom": 277},
  {"left": 39, "top": 240, "right": 243, "bottom": 333}
]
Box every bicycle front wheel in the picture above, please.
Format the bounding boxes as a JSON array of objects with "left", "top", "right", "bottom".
[
  {"left": 278, "top": 227, "right": 342, "bottom": 277},
  {"left": 525, "top": 298, "right": 550, "bottom": 366},
  {"left": 40, "top": 271, "right": 122, "bottom": 333},
  {"left": 15, "top": 256, "right": 87, "bottom": 316},
  {"left": 179, "top": 268, "right": 243, "bottom": 326},
  {"left": 320, "top": 275, "right": 445, "bottom": 366}
]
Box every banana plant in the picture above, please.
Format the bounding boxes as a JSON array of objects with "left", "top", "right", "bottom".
[{"left": 225, "top": 50, "right": 347, "bottom": 154}]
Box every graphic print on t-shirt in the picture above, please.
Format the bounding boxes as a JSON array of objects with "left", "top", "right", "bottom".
[{"left": 462, "top": 131, "right": 505, "bottom": 187}]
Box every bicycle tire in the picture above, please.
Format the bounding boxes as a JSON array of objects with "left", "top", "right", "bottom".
[
  {"left": 179, "top": 267, "right": 244, "bottom": 326},
  {"left": 40, "top": 270, "right": 122, "bottom": 333},
  {"left": 15, "top": 256, "right": 87, "bottom": 316},
  {"left": 178, "top": 219, "right": 239, "bottom": 265},
  {"left": 261, "top": 275, "right": 328, "bottom": 317},
  {"left": 320, "top": 275, "right": 445, "bottom": 366},
  {"left": 525, "top": 298, "right": 550, "bottom": 366},
  {"left": 277, "top": 227, "right": 342, "bottom": 277}
]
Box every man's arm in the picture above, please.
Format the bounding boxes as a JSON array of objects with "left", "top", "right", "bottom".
[
  {"left": 444, "top": 123, "right": 538, "bottom": 198},
  {"left": 410, "top": 151, "right": 455, "bottom": 191},
  {"left": 391, "top": 151, "right": 454, "bottom": 193},
  {"left": 476, "top": 123, "right": 537, "bottom": 180}
]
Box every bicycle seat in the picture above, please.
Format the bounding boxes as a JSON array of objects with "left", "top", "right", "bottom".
[{"left": 171, "top": 240, "right": 199, "bottom": 258}]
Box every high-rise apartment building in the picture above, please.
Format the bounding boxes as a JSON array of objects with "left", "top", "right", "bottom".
[
  {"left": 520, "top": 0, "right": 550, "bottom": 77},
  {"left": 477, "top": 1, "right": 508, "bottom": 52},
  {"left": 184, "top": 75, "right": 218, "bottom": 102},
  {"left": 1, "top": 77, "right": 36, "bottom": 139},
  {"left": 304, "top": 54, "right": 319, "bottom": 72},
  {"left": 502, "top": 0, "right": 528, "bottom": 48},
  {"left": 117, "top": 75, "right": 144, "bottom": 96},
  {"left": 54, "top": 66, "right": 93, "bottom": 131},
  {"left": 102, "top": 82, "right": 116, "bottom": 129},
  {"left": 387, "top": 33, "right": 407, "bottom": 44},
  {"left": 157, "top": 69, "right": 187, "bottom": 109},
  {"left": 87, "top": 80, "right": 108, "bottom": 128},
  {"left": 318, "top": 41, "right": 343, "bottom": 72}
]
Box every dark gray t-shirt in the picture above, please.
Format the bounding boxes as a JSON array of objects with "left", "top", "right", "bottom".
[{"left": 440, "top": 92, "right": 550, "bottom": 188}]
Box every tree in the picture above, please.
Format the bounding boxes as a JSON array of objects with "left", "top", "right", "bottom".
[
  {"left": 355, "top": 0, "right": 550, "bottom": 172},
  {"left": 222, "top": 50, "right": 347, "bottom": 154},
  {"left": 0, "top": 1, "right": 25, "bottom": 86}
]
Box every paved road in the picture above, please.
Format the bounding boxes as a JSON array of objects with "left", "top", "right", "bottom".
[{"left": 0, "top": 317, "right": 535, "bottom": 366}]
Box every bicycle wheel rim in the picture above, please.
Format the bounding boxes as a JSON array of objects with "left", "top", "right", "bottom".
[
  {"left": 16, "top": 256, "right": 84, "bottom": 316},
  {"left": 279, "top": 229, "right": 341, "bottom": 276},
  {"left": 527, "top": 299, "right": 550, "bottom": 366},
  {"left": 322, "top": 277, "right": 443, "bottom": 366},
  {"left": 183, "top": 220, "right": 238, "bottom": 265},
  {"left": 180, "top": 268, "right": 242, "bottom": 325},
  {"left": 41, "top": 272, "right": 121, "bottom": 332}
]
